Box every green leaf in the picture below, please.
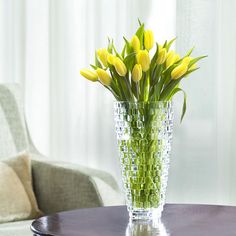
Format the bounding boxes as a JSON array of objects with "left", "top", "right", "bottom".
[
  {"left": 150, "top": 64, "right": 162, "bottom": 93},
  {"left": 131, "top": 80, "right": 138, "bottom": 99},
  {"left": 110, "top": 79, "right": 121, "bottom": 98},
  {"left": 168, "top": 87, "right": 187, "bottom": 122},
  {"left": 135, "top": 23, "right": 144, "bottom": 48},
  {"left": 189, "top": 55, "right": 207, "bottom": 67},
  {"left": 95, "top": 51, "right": 102, "bottom": 68},
  {"left": 159, "top": 79, "right": 180, "bottom": 101},
  {"left": 155, "top": 75, "right": 166, "bottom": 100},
  {"left": 184, "top": 67, "right": 200, "bottom": 77},
  {"left": 165, "top": 84, "right": 179, "bottom": 101},
  {"left": 138, "top": 18, "right": 142, "bottom": 26},
  {"left": 163, "top": 40, "right": 167, "bottom": 48},
  {"left": 123, "top": 37, "right": 132, "bottom": 55},
  {"left": 121, "top": 44, "right": 126, "bottom": 58},
  {"left": 107, "top": 38, "right": 113, "bottom": 53},
  {"left": 150, "top": 43, "right": 159, "bottom": 75},
  {"left": 166, "top": 37, "right": 177, "bottom": 51},
  {"left": 90, "top": 64, "right": 98, "bottom": 70},
  {"left": 123, "top": 52, "right": 136, "bottom": 71},
  {"left": 109, "top": 68, "right": 121, "bottom": 94},
  {"left": 124, "top": 75, "right": 135, "bottom": 101},
  {"left": 160, "top": 67, "right": 199, "bottom": 101},
  {"left": 185, "top": 47, "right": 195, "bottom": 56},
  {"left": 112, "top": 69, "right": 131, "bottom": 101},
  {"left": 141, "top": 73, "right": 149, "bottom": 101},
  {"left": 112, "top": 43, "right": 122, "bottom": 59},
  {"left": 162, "top": 73, "right": 172, "bottom": 87}
]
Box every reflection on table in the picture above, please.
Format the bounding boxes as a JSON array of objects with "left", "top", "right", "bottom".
[{"left": 126, "top": 219, "right": 169, "bottom": 236}]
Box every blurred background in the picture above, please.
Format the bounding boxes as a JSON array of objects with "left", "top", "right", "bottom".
[{"left": 0, "top": 0, "right": 235, "bottom": 205}]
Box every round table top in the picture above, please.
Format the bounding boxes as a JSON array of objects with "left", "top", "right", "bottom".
[{"left": 31, "top": 204, "right": 236, "bottom": 236}]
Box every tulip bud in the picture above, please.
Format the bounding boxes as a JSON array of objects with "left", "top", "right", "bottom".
[
  {"left": 80, "top": 69, "right": 98, "bottom": 82},
  {"left": 96, "top": 68, "right": 112, "bottom": 86},
  {"left": 132, "top": 64, "right": 142, "bottom": 82},
  {"left": 136, "top": 50, "right": 151, "bottom": 72},
  {"left": 171, "top": 63, "right": 188, "bottom": 80},
  {"left": 166, "top": 51, "right": 179, "bottom": 68},
  {"left": 156, "top": 48, "right": 167, "bottom": 65},
  {"left": 144, "top": 30, "right": 154, "bottom": 50},
  {"left": 174, "top": 54, "right": 180, "bottom": 62},
  {"left": 97, "top": 48, "right": 109, "bottom": 67},
  {"left": 130, "top": 35, "right": 140, "bottom": 52},
  {"left": 114, "top": 58, "right": 127, "bottom": 76},
  {"left": 182, "top": 56, "right": 191, "bottom": 66},
  {"left": 107, "top": 54, "right": 116, "bottom": 65}
]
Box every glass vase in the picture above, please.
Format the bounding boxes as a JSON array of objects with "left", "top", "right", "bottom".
[{"left": 114, "top": 101, "right": 173, "bottom": 220}]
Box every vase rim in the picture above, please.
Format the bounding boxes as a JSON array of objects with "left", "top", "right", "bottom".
[{"left": 114, "top": 101, "right": 172, "bottom": 104}]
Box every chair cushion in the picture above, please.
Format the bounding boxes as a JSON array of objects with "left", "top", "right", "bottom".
[
  {"left": 0, "top": 220, "right": 32, "bottom": 236},
  {"left": 0, "top": 153, "right": 42, "bottom": 223}
]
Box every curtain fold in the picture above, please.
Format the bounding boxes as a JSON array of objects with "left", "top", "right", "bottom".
[
  {"left": 0, "top": 0, "right": 25, "bottom": 84},
  {"left": 25, "top": 0, "right": 50, "bottom": 156}
]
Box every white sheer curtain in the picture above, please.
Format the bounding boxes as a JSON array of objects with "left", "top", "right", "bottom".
[
  {"left": 1, "top": 0, "right": 236, "bottom": 205},
  {"left": 167, "top": 0, "right": 236, "bottom": 205}
]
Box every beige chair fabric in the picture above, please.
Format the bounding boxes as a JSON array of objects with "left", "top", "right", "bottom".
[
  {"left": 0, "top": 153, "right": 41, "bottom": 223},
  {"left": 0, "top": 162, "right": 31, "bottom": 223},
  {"left": 0, "top": 85, "right": 29, "bottom": 159}
]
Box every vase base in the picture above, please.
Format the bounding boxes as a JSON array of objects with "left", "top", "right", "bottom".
[{"left": 129, "top": 207, "right": 163, "bottom": 220}]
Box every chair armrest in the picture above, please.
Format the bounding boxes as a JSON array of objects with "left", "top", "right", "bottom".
[{"left": 31, "top": 158, "right": 124, "bottom": 215}]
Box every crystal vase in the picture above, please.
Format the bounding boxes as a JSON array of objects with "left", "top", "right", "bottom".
[{"left": 114, "top": 102, "right": 173, "bottom": 220}]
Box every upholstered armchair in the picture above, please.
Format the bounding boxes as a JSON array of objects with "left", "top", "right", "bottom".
[{"left": 0, "top": 84, "right": 123, "bottom": 236}]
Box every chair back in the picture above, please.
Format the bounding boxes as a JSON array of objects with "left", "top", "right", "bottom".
[{"left": 0, "top": 84, "right": 29, "bottom": 159}]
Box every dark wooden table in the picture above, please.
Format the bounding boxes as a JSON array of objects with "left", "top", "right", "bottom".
[{"left": 31, "top": 204, "right": 236, "bottom": 236}]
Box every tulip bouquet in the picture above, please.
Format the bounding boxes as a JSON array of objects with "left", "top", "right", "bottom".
[
  {"left": 80, "top": 21, "right": 206, "bottom": 220},
  {"left": 80, "top": 21, "right": 205, "bottom": 121}
]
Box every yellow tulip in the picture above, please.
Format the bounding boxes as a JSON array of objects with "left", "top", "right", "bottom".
[
  {"left": 166, "top": 51, "right": 180, "bottom": 68},
  {"left": 132, "top": 64, "right": 142, "bottom": 82},
  {"left": 80, "top": 69, "right": 98, "bottom": 82},
  {"left": 97, "top": 48, "right": 109, "bottom": 67},
  {"left": 174, "top": 54, "right": 180, "bottom": 62},
  {"left": 144, "top": 30, "right": 154, "bottom": 50},
  {"left": 136, "top": 50, "right": 150, "bottom": 72},
  {"left": 156, "top": 48, "right": 167, "bottom": 65},
  {"left": 182, "top": 56, "right": 191, "bottom": 66},
  {"left": 171, "top": 63, "right": 188, "bottom": 80},
  {"left": 96, "top": 68, "right": 112, "bottom": 86},
  {"left": 166, "top": 51, "right": 175, "bottom": 67},
  {"left": 130, "top": 35, "right": 140, "bottom": 52},
  {"left": 114, "top": 58, "right": 127, "bottom": 76},
  {"left": 182, "top": 56, "right": 197, "bottom": 70},
  {"left": 107, "top": 54, "right": 116, "bottom": 65}
]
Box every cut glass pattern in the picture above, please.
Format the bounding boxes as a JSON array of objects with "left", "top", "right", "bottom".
[{"left": 114, "top": 102, "right": 173, "bottom": 220}]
